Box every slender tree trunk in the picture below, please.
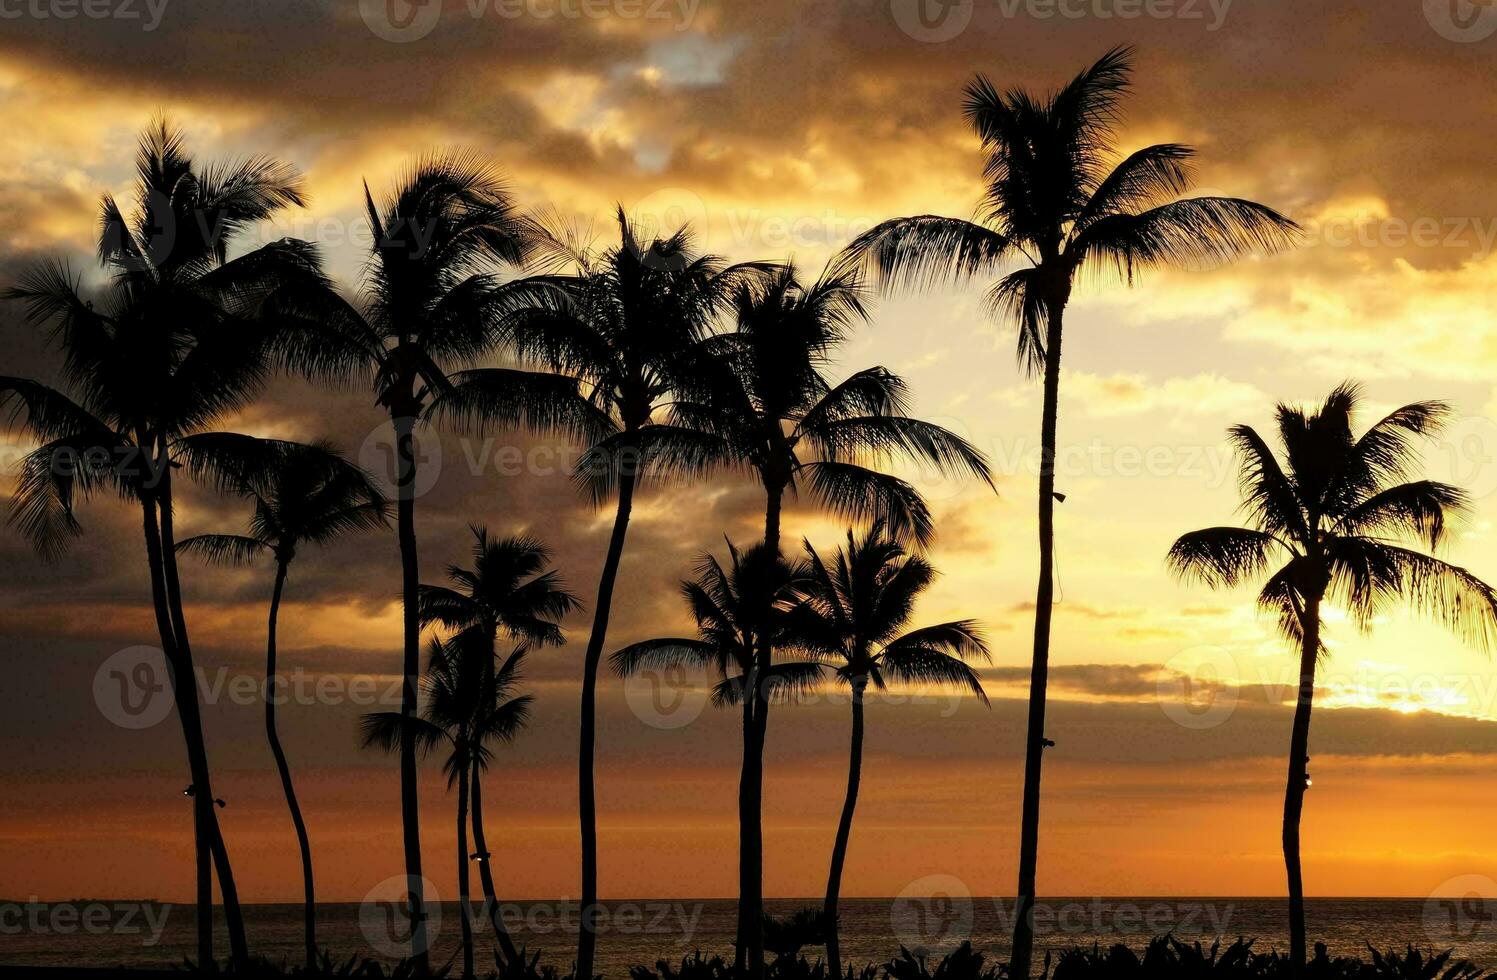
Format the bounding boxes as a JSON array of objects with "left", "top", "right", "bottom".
[
  {"left": 576, "top": 461, "right": 639, "bottom": 980},
  {"left": 1009, "top": 298, "right": 1065, "bottom": 980},
  {"left": 458, "top": 758, "right": 475, "bottom": 980},
  {"left": 155, "top": 463, "right": 250, "bottom": 967},
  {"left": 1283, "top": 594, "right": 1320, "bottom": 971},
  {"left": 823, "top": 675, "right": 866, "bottom": 980},
  {"left": 266, "top": 559, "right": 318, "bottom": 970},
  {"left": 138, "top": 494, "right": 212, "bottom": 969},
  {"left": 471, "top": 767, "right": 520, "bottom": 964},
  {"left": 393, "top": 413, "right": 431, "bottom": 974}
]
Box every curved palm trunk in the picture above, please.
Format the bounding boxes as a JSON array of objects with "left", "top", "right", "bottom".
[
  {"left": 267, "top": 559, "right": 318, "bottom": 970},
  {"left": 823, "top": 676, "right": 866, "bottom": 980},
  {"left": 155, "top": 466, "right": 249, "bottom": 967},
  {"left": 457, "top": 758, "right": 475, "bottom": 980},
  {"left": 138, "top": 495, "right": 212, "bottom": 968},
  {"left": 576, "top": 464, "right": 639, "bottom": 980},
  {"left": 391, "top": 415, "right": 431, "bottom": 974},
  {"left": 1283, "top": 595, "right": 1320, "bottom": 971},
  {"left": 1009, "top": 299, "right": 1065, "bottom": 980},
  {"left": 470, "top": 767, "right": 520, "bottom": 964}
]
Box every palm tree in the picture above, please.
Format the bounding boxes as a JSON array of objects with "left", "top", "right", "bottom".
[
  {"left": 364, "top": 637, "right": 534, "bottom": 980},
  {"left": 1, "top": 120, "right": 318, "bottom": 967},
  {"left": 610, "top": 541, "right": 826, "bottom": 960},
  {"left": 792, "top": 522, "right": 990, "bottom": 977},
  {"left": 175, "top": 437, "right": 388, "bottom": 970},
  {"left": 836, "top": 48, "right": 1299, "bottom": 977},
  {"left": 267, "top": 154, "right": 601, "bottom": 972},
  {"left": 1167, "top": 383, "right": 1497, "bottom": 969},
  {"left": 455, "top": 209, "right": 769, "bottom": 980},
  {"left": 417, "top": 527, "right": 579, "bottom": 964},
  {"left": 681, "top": 261, "right": 992, "bottom": 973}
]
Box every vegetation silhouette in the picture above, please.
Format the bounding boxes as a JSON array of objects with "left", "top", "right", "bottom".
[
  {"left": 0, "top": 119, "right": 319, "bottom": 967},
  {"left": 838, "top": 46, "right": 1299, "bottom": 978},
  {"left": 791, "top": 522, "right": 990, "bottom": 978},
  {"left": 418, "top": 527, "right": 581, "bottom": 966},
  {"left": 176, "top": 436, "right": 388, "bottom": 970},
  {"left": 1168, "top": 383, "right": 1497, "bottom": 969}
]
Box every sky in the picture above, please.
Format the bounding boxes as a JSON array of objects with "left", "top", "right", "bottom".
[{"left": 2, "top": 0, "right": 1497, "bottom": 915}]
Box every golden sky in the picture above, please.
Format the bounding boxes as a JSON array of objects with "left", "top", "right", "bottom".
[{"left": 2, "top": 0, "right": 1497, "bottom": 908}]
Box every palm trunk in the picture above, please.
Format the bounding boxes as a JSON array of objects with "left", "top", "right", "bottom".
[
  {"left": 267, "top": 559, "right": 318, "bottom": 970},
  {"left": 1009, "top": 297, "right": 1065, "bottom": 980},
  {"left": 458, "top": 757, "right": 475, "bottom": 980},
  {"left": 1283, "top": 594, "right": 1320, "bottom": 971},
  {"left": 138, "top": 494, "right": 212, "bottom": 969},
  {"left": 393, "top": 414, "right": 431, "bottom": 974},
  {"left": 823, "top": 675, "right": 866, "bottom": 980},
  {"left": 155, "top": 460, "right": 251, "bottom": 967},
  {"left": 576, "top": 461, "right": 639, "bottom": 980},
  {"left": 471, "top": 766, "right": 520, "bottom": 964}
]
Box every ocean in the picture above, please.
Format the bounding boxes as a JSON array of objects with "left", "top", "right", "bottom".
[{"left": 2, "top": 898, "right": 1494, "bottom": 974}]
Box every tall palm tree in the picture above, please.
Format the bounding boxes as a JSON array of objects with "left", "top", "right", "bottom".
[
  {"left": 792, "top": 522, "right": 990, "bottom": 977},
  {"left": 682, "top": 261, "right": 992, "bottom": 973},
  {"left": 1, "top": 120, "right": 318, "bottom": 967},
  {"left": 268, "top": 155, "right": 599, "bottom": 972},
  {"left": 417, "top": 527, "right": 579, "bottom": 964},
  {"left": 364, "top": 637, "right": 534, "bottom": 980},
  {"left": 175, "top": 436, "right": 388, "bottom": 970},
  {"left": 1167, "top": 383, "right": 1497, "bottom": 969},
  {"left": 452, "top": 209, "right": 769, "bottom": 980},
  {"left": 837, "top": 48, "right": 1298, "bottom": 977}
]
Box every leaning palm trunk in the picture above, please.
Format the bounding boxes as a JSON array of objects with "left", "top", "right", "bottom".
[
  {"left": 1283, "top": 594, "right": 1320, "bottom": 969},
  {"left": 393, "top": 415, "right": 431, "bottom": 974},
  {"left": 1010, "top": 299, "right": 1065, "bottom": 980},
  {"left": 823, "top": 676, "right": 867, "bottom": 979},
  {"left": 267, "top": 559, "right": 318, "bottom": 970},
  {"left": 154, "top": 466, "right": 250, "bottom": 966},
  {"left": 470, "top": 767, "right": 520, "bottom": 963},
  {"left": 457, "top": 757, "right": 475, "bottom": 980},
  {"left": 576, "top": 465, "right": 639, "bottom": 980}
]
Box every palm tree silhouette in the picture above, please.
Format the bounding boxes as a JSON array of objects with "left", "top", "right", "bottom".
[
  {"left": 364, "top": 637, "right": 534, "bottom": 980},
  {"left": 270, "top": 154, "right": 596, "bottom": 972},
  {"left": 680, "top": 261, "right": 991, "bottom": 973},
  {"left": 837, "top": 48, "right": 1298, "bottom": 977},
  {"left": 792, "top": 522, "right": 990, "bottom": 977},
  {"left": 175, "top": 436, "right": 388, "bottom": 970},
  {"left": 475, "top": 209, "right": 768, "bottom": 980},
  {"left": 417, "top": 527, "right": 579, "bottom": 964},
  {"left": 1167, "top": 383, "right": 1497, "bottom": 968},
  {"left": 1, "top": 119, "right": 316, "bottom": 967}
]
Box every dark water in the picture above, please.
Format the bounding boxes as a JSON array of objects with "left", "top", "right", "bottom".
[{"left": 3, "top": 898, "right": 1495, "bottom": 974}]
